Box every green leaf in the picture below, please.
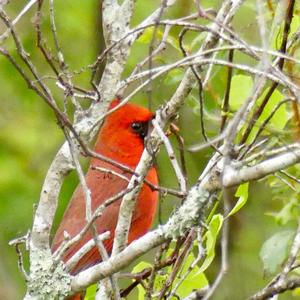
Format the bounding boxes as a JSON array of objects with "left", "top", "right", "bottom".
[
  {"left": 270, "top": 12, "right": 300, "bottom": 51},
  {"left": 290, "top": 15, "right": 300, "bottom": 37},
  {"left": 131, "top": 261, "right": 152, "bottom": 300},
  {"left": 137, "top": 27, "right": 158, "bottom": 44},
  {"left": 270, "top": 198, "right": 299, "bottom": 225},
  {"left": 228, "top": 182, "right": 249, "bottom": 217},
  {"left": 175, "top": 252, "right": 208, "bottom": 298},
  {"left": 132, "top": 261, "right": 169, "bottom": 300},
  {"left": 137, "top": 27, "right": 179, "bottom": 50},
  {"left": 198, "top": 214, "right": 224, "bottom": 273},
  {"left": 153, "top": 272, "right": 169, "bottom": 296},
  {"left": 260, "top": 230, "right": 294, "bottom": 276},
  {"left": 130, "top": 252, "right": 208, "bottom": 299},
  {"left": 259, "top": 89, "right": 287, "bottom": 129},
  {"left": 176, "top": 271, "right": 207, "bottom": 298},
  {"left": 132, "top": 261, "right": 152, "bottom": 273},
  {"left": 246, "top": 88, "right": 287, "bottom": 143},
  {"left": 229, "top": 75, "right": 288, "bottom": 134},
  {"left": 84, "top": 284, "right": 97, "bottom": 300},
  {"left": 229, "top": 75, "right": 253, "bottom": 110},
  {"left": 164, "top": 69, "right": 185, "bottom": 85},
  {"left": 292, "top": 287, "right": 300, "bottom": 297}
]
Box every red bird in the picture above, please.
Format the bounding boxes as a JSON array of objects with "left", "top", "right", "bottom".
[{"left": 52, "top": 99, "right": 158, "bottom": 299}]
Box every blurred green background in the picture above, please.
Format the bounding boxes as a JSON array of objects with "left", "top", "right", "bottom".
[{"left": 0, "top": 1, "right": 297, "bottom": 299}]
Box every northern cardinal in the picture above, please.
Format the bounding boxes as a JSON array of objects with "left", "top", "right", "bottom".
[{"left": 52, "top": 99, "right": 158, "bottom": 299}]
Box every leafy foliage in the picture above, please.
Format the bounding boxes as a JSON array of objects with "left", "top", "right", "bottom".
[{"left": 260, "top": 230, "right": 294, "bottom": 276}]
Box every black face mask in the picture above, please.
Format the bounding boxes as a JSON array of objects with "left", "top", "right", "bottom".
[{"left": 131, "top": 121, "right": 150, "bottom": 139}]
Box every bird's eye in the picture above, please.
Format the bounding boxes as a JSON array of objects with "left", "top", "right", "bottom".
[
  {"left": 131, "top": 122, "right": 142, "bottom": 132},
  {"left": 131, "top": 121, "right": 149, "bottom": 138}
]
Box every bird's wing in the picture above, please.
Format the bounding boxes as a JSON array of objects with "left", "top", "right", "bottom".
[
  {"left": 52, "top": 163, "right": 158, "bottom": 274},
  {"left": 51, "top": 165, "right": 129, "bottom": 259}
]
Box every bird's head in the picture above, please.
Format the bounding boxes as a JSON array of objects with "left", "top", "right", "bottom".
[{"left": 94, "top": 99, "right": 154, "bottom": 166}]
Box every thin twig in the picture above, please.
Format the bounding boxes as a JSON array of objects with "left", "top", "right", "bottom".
[{"left": 153, "top": 118, "right": 187, "bottom": 192}]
